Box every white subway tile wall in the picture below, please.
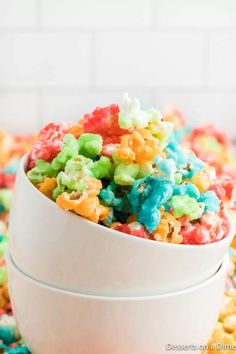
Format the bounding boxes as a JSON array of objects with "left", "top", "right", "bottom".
[
  {"left": 155, "top": 0, "right": 236, "bottom": 28},
  {"left": 41, "top": 0, "right": 151, "bottom": 28},
  {"left": 0, "top": 0, "right": 235, "bottom": 137},
  {"left": 0, "top": 0, "right": 38, "bottom": 27},
  {"left": 95, "top": 32, "right": 204, "bottom": 88},
  {"left": 0, "top": 93, "right": 40, "bottom": 133}
]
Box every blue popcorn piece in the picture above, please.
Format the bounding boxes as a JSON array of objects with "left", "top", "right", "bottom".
[
  {"left": 181, "top": 154, "right": 204, "bottom": 179},
  {"left": 198, "top": 191, "right": 221, "bottom": 213},
  {"left": 156, "top": 158, "right": 177, "bottom": 182},
  {"left": 165, "top": 133, "right": 186, "bottom": 167},
  {"left": 99, "top": 182, "right": 130, "bottom": 212},
  {"left": 128, "top": 176, "right": 173, "bottom": 232},
  {"left": 4, "top": 346, "right": 30, "bottom": 354},
  {"left": 174, "top": 127, "right": 191, "bottom": 143},
  {"left": 102, "top": 207, "right": 115, "bottom": 227},
  {"left": 173, "top": 182, "right": 200, "bottom": 200},
  {"left": 3, "top": 159, "right": 19, "bottom": 175},
  {"left": 165, "top": 133, "right": 203, "bottom": 178},
  {"left": 0, "top": 326, "right": 17, "bottom": 346}
]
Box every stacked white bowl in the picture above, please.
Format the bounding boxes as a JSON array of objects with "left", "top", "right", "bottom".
[{"left": 6, "top": 155, "right": 234, "bottom": 354}]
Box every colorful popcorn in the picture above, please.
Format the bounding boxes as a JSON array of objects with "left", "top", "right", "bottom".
[
  {"left": 0, "top": 100, "right": 235, "bottom": 353},
  {"left": 28, "top": 123, "right": 69, "bottom": 169},
  {"left": 26, "top": 94, "right": 232, "bottom": 245}
]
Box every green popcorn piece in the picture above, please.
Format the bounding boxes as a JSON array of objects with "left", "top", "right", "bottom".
[
  {"left": 78, "top": 133, "right": 103, "bottom": 158},
  {"left": 114, "top": 162, "right": 140, "bottom": 186},
  {"left": 52, "top": 179, "right": 67, "bottom": 200},
  {"left": 0, "top": 267, "right": 7, "bottom": 286},
  {"left": 91, "top": 156, "right": 113, "bottom": 179},
  {"left": 56, "top": 171, "right": 87, "bottom": 193},
  {"left": 112, "top": 150, "right": 122, "bottom": 166},
  {"left": 52, "top": 176, "right": 67, "bottom": 201},
  {"left": 64, "top": 155, "right": 94, "bottom": 177},
  {"left": 174, "top": 172, "right": 183, "bottom": 185},
  {"left": 0, "top": 237, "right": 8, "bottom": 257},
  {"left": 27, "top": 160, "right": 57, "bottom": 184},
  {"left": 0, "top": 189, "right": 12, "bottom": 211},
  {"left": 170, "top": 195, "right": 203, "bottom": 221},
  {"left": 138, "top": 163, "right": 154, "bottom": 179},
  {"left": 51, "top": 134, "right": 79, "bottom": 171},
  {"left": 52, "top": 155, "right": 93, "bottom": 199}
]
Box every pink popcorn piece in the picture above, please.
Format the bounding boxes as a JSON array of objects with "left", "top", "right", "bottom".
[
  {"left": 28, "top": 123, "right": 69, "bottom": 169},
  {"left": 113, "top": 222, "right": 149, "bottom": 239},
  {"left": 179, "top": 210, "right": 230, "bottom": 245},
  {"left": 210, "top": 178, "right": 234, "bottom": 202},
  {"left": 0, "top": 173, "right": 16, "bottom": 189}
]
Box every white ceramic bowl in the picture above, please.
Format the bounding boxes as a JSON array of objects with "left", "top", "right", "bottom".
[
  {"left": 6, "top": 251, "right": 228, "bottom": 354},
  {"left": 9, "top": 155, "right": 234, "bottom": 296}
]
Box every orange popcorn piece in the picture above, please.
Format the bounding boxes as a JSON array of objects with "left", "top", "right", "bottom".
[
  {"left": 205, "top": 289, "right": 236, "bottom": 354},
  {"left": 191, "top": 171, "right": 211, "bottom": 193},
  {"left": 153, "top": 209, "right": 183, "bottom": 244},
  {"left": 68, "top": 120, "right": 84, "bottom": 138},
  {"left": 126, "top": 214, "right": 137, "bottom": 223},
  {"left": 56, "top": 178, "right": 109, "bottom": 223},
  {"left": 116, "top": 129, "right": 160, "bottom": 164},
  {"left": 37, "top": 177, "right": 57, "bottom": 199},
  {"left": 84, "top": 177, "right": 103, "bottom": 196},
  {"left": 0, "top": 283, "right": 9, "bottom": 308}
]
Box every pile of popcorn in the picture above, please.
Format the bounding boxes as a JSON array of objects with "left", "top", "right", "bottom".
[
  {"left": 26, "top": 94, "right": 233, "bottom": 245},
  {"left": 0, "top": 97, "right": 236, "bottom": 352},
  {"left": 166, "top": 107, "right": 236, "bottom": 245}
]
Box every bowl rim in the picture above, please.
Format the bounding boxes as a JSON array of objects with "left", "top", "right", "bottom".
[
  {"left": 21, "top": 154, "right": 235, "bottom": 250},
  {"left": 6, "top": 250, "right": 229, "bottom": 301}
]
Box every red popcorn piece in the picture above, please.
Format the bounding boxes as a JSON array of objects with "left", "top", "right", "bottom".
[
  {"left": 210, "top": 178, "right": 234, "bottom": 202},
  {"left": 181, "top": 224, "right": 212, "bottom": 245},
  {"left": 9, "top": 343, "right": 18, "bottom": 348},
  {"left": 113, "top": 222, "right": 148, "bottom": 239},
  {"left": 1, "top": 174, "right": 16, "bottom": 189},
  {"left": 28, "top": 123, "right": 69, "bottom": 169},
  {"left": 218, "top": 210, "right": 231, "bottom": 238},
  {"left": 210, "top": 183, "right": 226, "bottom": 201},
  {"left": 187, "top": 125, "right": 230, "bottom": 168},
  {"left": 0, "top": 172, "right": 4, "bottom": 188},
  {"left": 191, "top": 125, "right": 229, "bottom": 147},
  {"left": 220, "top": 179, "right": 234, "bottom": 201},
  {"left": 179, "top": 210, "right": 230, "bottom": 245},
  {"left": 0, "top": 309, "right": 5, "bottom": 316},
  {"left": 83, "top": 104, "right": 130, "bottom": 144},
  {"left": 102, "top": 135, "right": 122, "bottom": 145}
]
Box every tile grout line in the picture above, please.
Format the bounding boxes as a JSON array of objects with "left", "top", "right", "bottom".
[
  {"left": 149, "top": 0, "right": 157, "bottom": 29},
  {"left": 36, "top": 0, "right": 43, "bottom": 30},
  {"left": 2, "top": 87, "right": 236, "bottom": 94},
  {"left": 1, "top": 26, "right": 236, "bottom": 35}
]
